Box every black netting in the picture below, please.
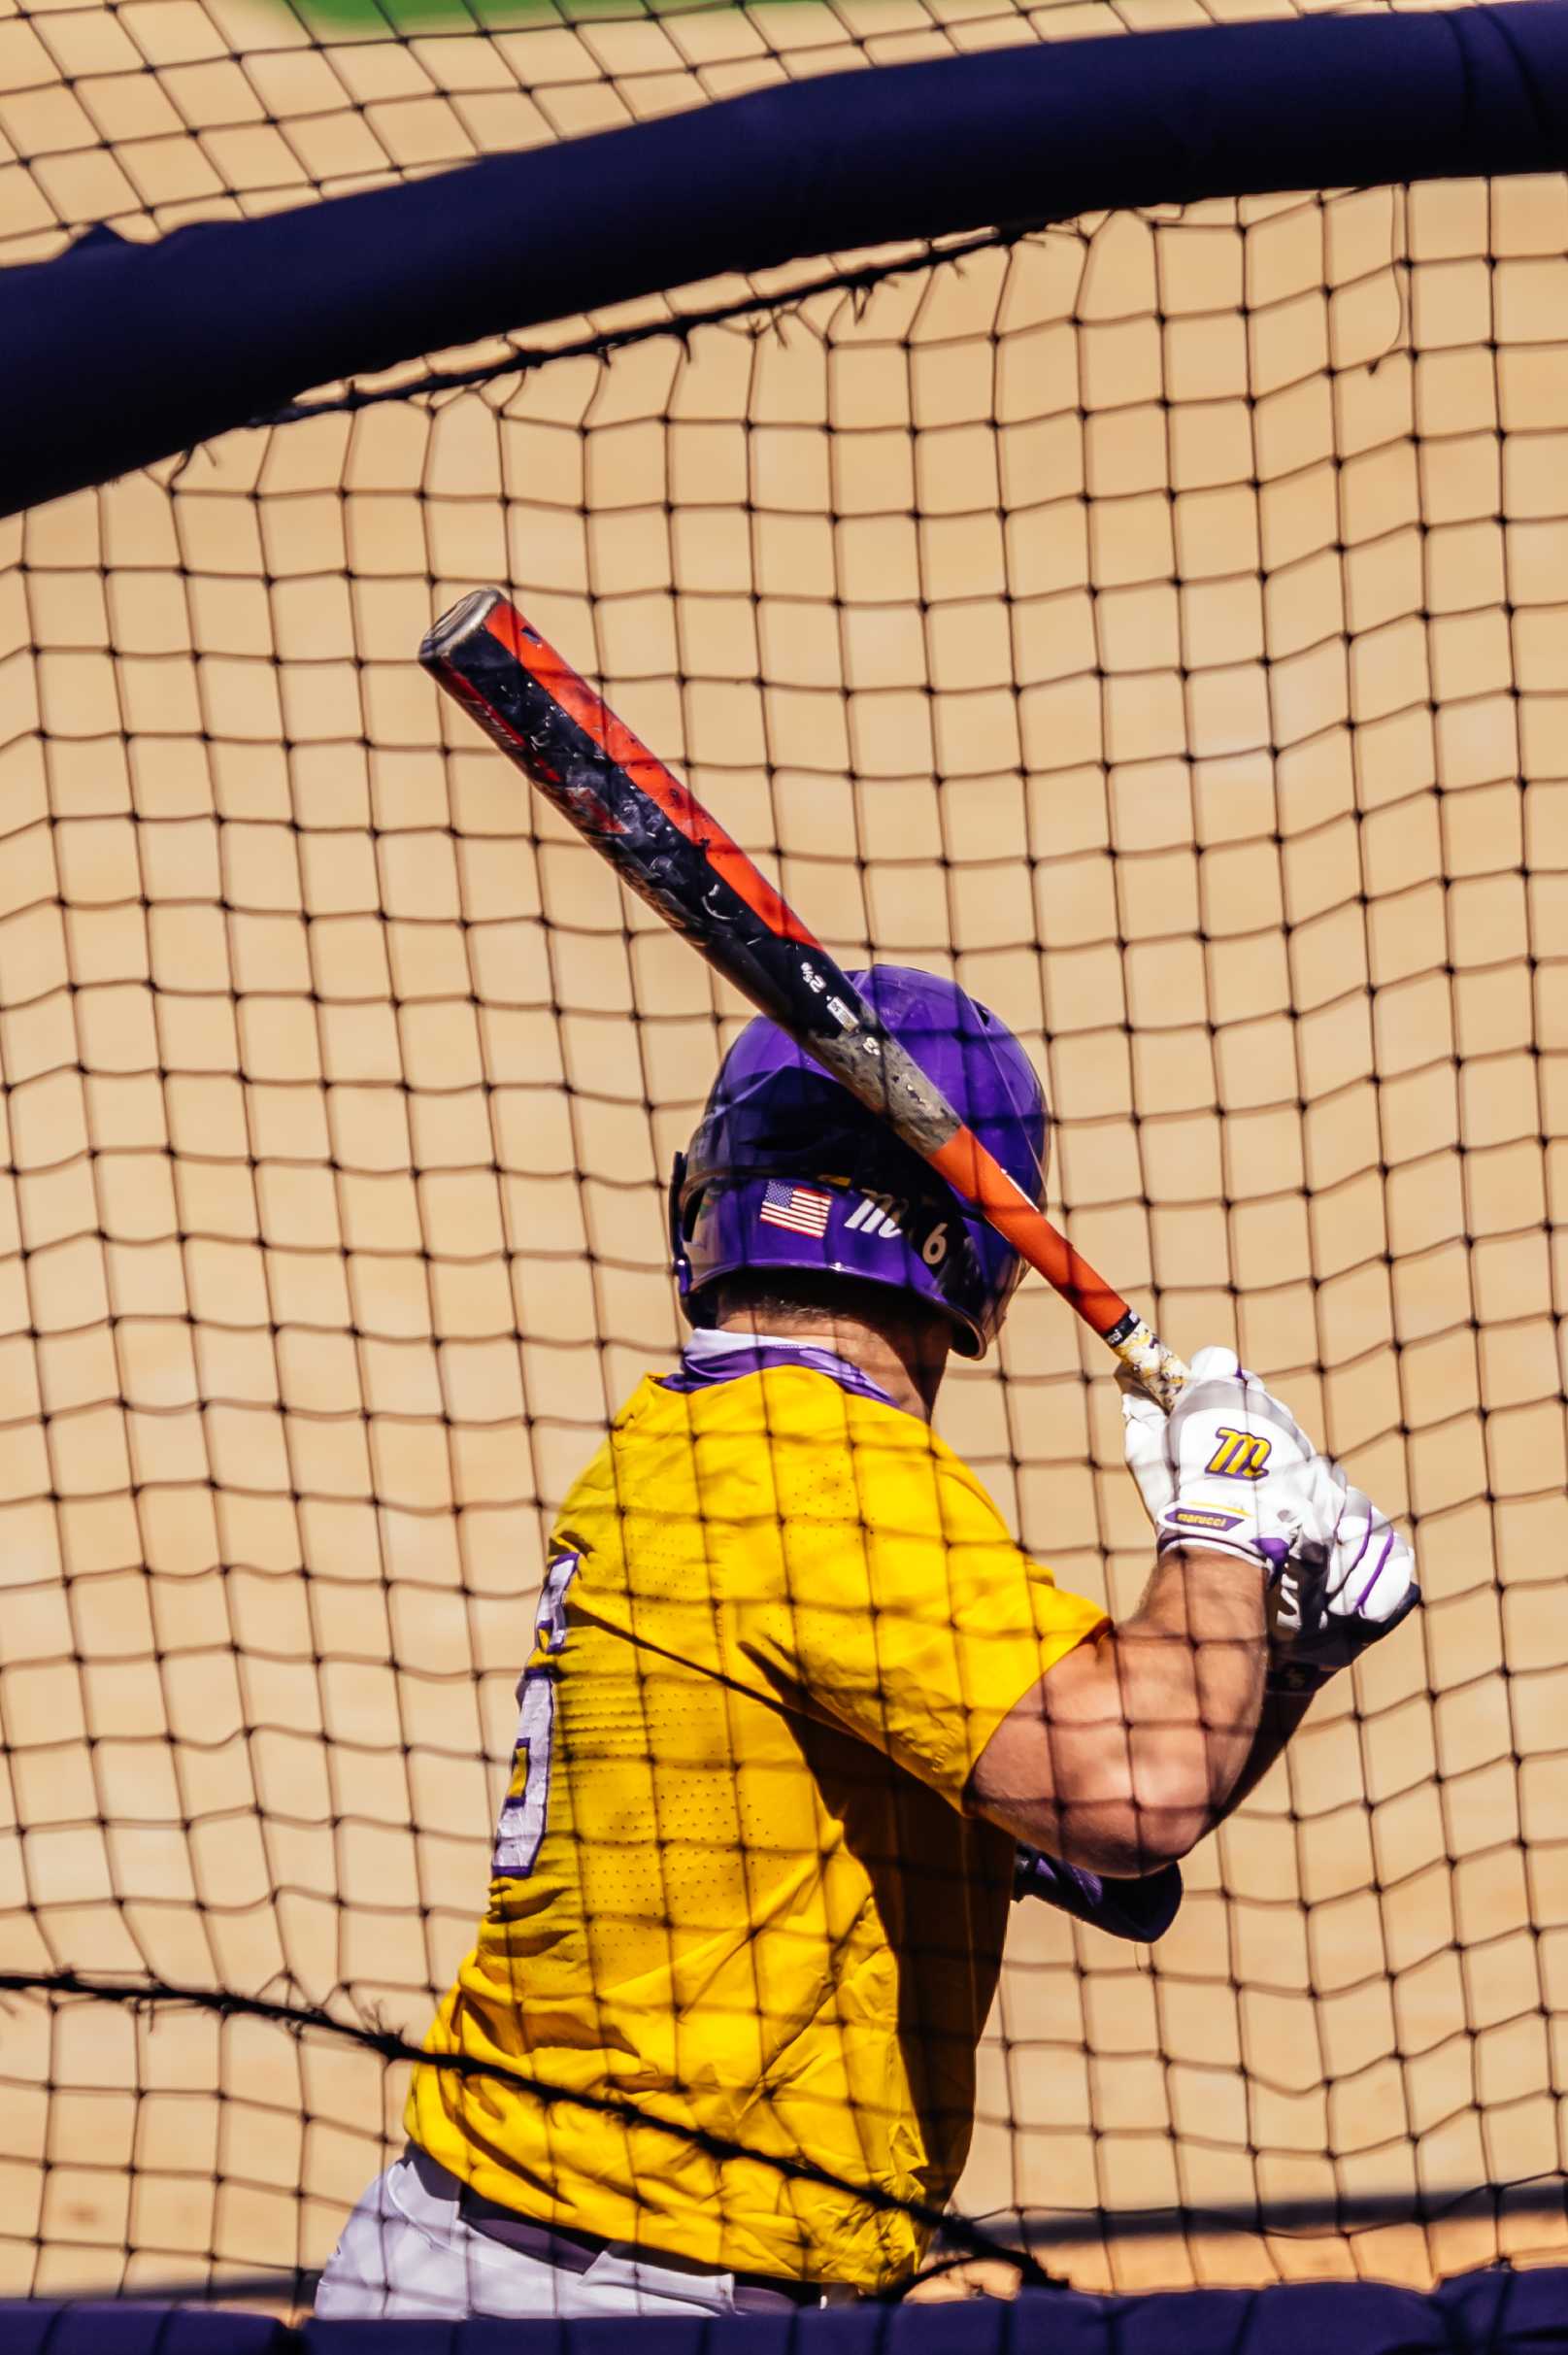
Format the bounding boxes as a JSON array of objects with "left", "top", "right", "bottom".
[{"left": 3, "top": 0, "right": 1568, "bottom": 2313}]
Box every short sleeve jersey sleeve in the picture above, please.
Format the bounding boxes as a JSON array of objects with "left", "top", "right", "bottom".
[{"left": 717, "top": 1369, "right": 1108, "bottom": 1805}]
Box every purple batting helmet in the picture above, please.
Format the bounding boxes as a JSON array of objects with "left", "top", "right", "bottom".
[{"left": 670, "top": 966, "right": 1050, "bottom": 1360}]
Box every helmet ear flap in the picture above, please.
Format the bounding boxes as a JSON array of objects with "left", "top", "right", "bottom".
[{"left": 669, "top": 1150, "right": 693, "bottom": 1304}]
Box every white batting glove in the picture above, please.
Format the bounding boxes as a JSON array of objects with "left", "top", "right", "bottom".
[
  {"left": 1120, "top": 1345, "right": 1327, "bottom": 1576},
  {"left": 1121, "top": 1348, "right": 1420, "bottom": 1686},
  {"left": 1265, "top": 1460, "right": 1420, "bottom": 1690},
  {"left": 1119, "top": 1374, "right": 1177, "bottom": 1525}
]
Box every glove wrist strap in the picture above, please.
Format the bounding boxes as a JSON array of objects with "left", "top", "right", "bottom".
[{"left": 1155, "top": 1525, "right": 1274, "bottom": 1576}]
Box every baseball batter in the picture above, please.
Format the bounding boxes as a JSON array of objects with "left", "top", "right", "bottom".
[{"left": 317, "top": 967, "right": 1418, "bottom": 2320}]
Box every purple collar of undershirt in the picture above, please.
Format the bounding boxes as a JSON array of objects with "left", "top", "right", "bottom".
[{"left": 659, "top": 1331, "right": 903, "bottom": 1413}]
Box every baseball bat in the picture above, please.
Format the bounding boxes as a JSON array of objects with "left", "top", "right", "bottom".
[{"left": 419, "top": 589, "right": 1189, "bottom": 1409}]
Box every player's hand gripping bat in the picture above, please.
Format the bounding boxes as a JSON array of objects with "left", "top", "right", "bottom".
[{"left": 420, "top": 589, "right": 1190, "bottom": 1410}]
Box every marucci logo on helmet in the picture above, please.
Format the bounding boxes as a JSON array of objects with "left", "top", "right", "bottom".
[
  {"left": 843, "top": 1192, "right": 903, "bottom": 1239},
  {"left": 843, "top": 1191, "right": 951, "bottom": 1269}
]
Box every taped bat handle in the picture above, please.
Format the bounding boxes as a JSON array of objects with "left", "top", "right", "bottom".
[{"left": 928, "top": 1130, "right": 1190, "bottom": 1412}]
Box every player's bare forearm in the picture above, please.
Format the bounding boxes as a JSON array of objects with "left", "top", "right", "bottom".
[
  {"left": 1215, "top": 1682, "right": 1316, "bottom": 1820},
  {"left": 969, "top": 1546, "right": 1268, "bottom": 1876}
]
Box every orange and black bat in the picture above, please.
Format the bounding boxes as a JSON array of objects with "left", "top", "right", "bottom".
[{"left": 420, "top": 589, "right": 1189, "bottom": 1408}]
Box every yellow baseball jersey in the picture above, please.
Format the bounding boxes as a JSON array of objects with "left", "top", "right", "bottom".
[{"left": 408, "top": 1340, "right": 1106, "bottom": 2293}]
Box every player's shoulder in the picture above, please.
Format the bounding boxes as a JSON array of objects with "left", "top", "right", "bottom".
[
  {"left": 613, "top": 1361, "right": 944, "bottom": 1516},
  {"left": 724, "top": 1367, "right": 1017, "bottom": 1531},
  {"left": 570, "top": 1365, "right": 1034, "bottom": 1604},
  {"left": 597, "top": 1363, "right": 1018, "bottom": 1535}
]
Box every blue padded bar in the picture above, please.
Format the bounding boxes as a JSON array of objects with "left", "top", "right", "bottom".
[
  {"left": 10, "top": 2271, "right": 1568, "bottom": 2354},
  {"left": 6, "top": 0, "right": 1568, "bottom": 517},
  {"left": 0, "top": 2303, "right": 290, "bottom": 2355}
]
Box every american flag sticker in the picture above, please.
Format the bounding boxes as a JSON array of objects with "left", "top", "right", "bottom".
[{"left": 759, "top": 1181, "right": 834, "bottom": 1238}]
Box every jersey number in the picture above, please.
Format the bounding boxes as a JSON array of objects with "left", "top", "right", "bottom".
[{"left": 491, "top": 1554, "right": 578, "bottom": 1881}]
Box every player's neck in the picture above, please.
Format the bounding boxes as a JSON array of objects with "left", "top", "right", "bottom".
[{"left": 711, "top": 1301, "right": 950, "bottom": 1423}]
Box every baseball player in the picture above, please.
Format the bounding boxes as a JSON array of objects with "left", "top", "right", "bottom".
[{"left": 317, "top": 966, "right": 1418, "bottom": 2320}]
